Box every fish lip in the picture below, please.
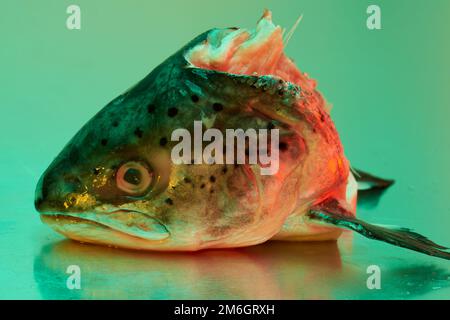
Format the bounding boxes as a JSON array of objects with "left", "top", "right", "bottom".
[{"left": 40, "top": 209, "right": 170, "bottom": 242}]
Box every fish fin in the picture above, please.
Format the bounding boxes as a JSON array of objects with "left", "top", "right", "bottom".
[
  {"left": 351, "top": 168, "right": 394, "bottom": 191},
  {"left": 307, "top": 203, "right": 450, "bottom": 260},
  {"left": 350, "top": 168, "right": 394, "bottom": 208}
]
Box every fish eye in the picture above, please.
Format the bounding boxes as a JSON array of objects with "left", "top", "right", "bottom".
[{"left": 116, "top": 161, "right": 153, "bottom": 196}]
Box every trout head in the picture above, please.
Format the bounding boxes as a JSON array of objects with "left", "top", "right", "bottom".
[{"left": 35, "top": 11, "right": 349, "bottom": 251}]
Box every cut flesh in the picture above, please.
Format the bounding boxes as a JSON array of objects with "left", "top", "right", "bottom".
[{"left": 185, "top": 10, "right": 316, "bottom": 91}]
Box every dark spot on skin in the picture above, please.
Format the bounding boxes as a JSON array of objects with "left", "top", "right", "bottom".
[
  {"left": 279, "top": 142, "right": 289, "bottom": 152},
  {"left": 159, "top": 137, "right": 168, "bottom": 146},
  {"left": 209, "top": 176, "right": 216, "bottom": 183},
  {"left": 200, "top": 183, "right": 205, "bottom": 189},
  {"left": 101, "top": 139, "right": 108, "bottom": 146},
  {"left": 165, "top": 198, "right": 173, "bottom": 205},
  {"left": 212, "top": 103, "right": 223, "bottom": 112},
  {"left": 168, "top": 107, "right": 178, "bottom": 117},
  {"left": 134, "top": 128, "right": 143, "bottom": 138},
  {"left": 184, "top": 177, "right": 192, "bottom": 184},
  {"left": 112, "top": 121, "right": 119, "bottom": 127},
  {"left": 210, "top": 189, "right": 214, "bottom": 194},
  {"left": 147, "top": 104, "right": 156, "bottom": 113},
  {"left": 222, "top": 167, "right": 228, "bottom": 174},
  {"left": 209, "top": 225, "right": 232, "bottom": 237},
  {"left": 191, "top": 95, "right": 199, "bottom": 103},
  {"left": 93, "top": 168, "right": 100, "bottom": 175}
]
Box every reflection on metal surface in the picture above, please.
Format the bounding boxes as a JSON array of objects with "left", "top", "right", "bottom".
[
  {"left": 379, "top": 264, "right": 450, "bottom": 298},
  {"left": 34, "top": 240, "right": 346, "bottom": 299},
  {"left": 33, "top": 238, "right": 450, "bottom": 299}
]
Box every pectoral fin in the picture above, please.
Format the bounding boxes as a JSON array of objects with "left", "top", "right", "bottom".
[
  {"left": 352, "top": 168, "right": 395, "bottom": 208},
  {"left": 353, "top": 168, "right": 394, "bottom": 191},
  {"left": 307, "top": 205, "right": 450, "bottom": 260}
]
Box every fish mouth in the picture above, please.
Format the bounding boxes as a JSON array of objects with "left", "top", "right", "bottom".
[
  {"left": 40, "top": 210, "right": 170, "bottom": 245},
  {"left": 185, "top": 9, "right": 312, "bottom": 90}
]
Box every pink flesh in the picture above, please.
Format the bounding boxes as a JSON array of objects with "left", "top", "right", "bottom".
[{"left": 186, "top": 10, "right": 316, "bottom": 91}]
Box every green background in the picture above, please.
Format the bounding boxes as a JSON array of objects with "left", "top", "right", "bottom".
[{"left": 0, "top": 0, "right": 449, "bottom": 299}]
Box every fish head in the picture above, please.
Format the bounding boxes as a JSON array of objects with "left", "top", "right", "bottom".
[{"left": 35, "top": 10, "right": 350, "bottom": 251}]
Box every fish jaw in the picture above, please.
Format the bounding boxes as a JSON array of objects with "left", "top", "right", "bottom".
[
  {"left": 40, "top": 214, "right": 173, "bottom": 250},
  {"left": 41, "top": 209, "right": 169, "bottom": 240}
]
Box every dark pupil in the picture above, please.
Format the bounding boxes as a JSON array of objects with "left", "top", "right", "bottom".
[{"left": 123, "top": 168, "right": 142, "bottom": 185}]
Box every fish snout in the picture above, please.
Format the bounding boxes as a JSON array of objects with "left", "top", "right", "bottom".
[{"left": 35, "top": 170, "right": 89, "bottom": 213}]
